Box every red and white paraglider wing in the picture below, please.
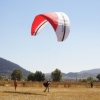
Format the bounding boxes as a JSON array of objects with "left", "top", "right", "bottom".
[{"left": 31, "top": 12, "right": 70, "bottom": 42}]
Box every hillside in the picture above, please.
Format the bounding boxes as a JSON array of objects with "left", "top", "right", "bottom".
[
  {"left": 45, "top": 68, "right": 100, "bottom": 80},
  {"left": 0, "top": 57, "right": 30, "bottom": 78},
  {"left": 0, "top": 57, "right": 100, "bottom": 80}
]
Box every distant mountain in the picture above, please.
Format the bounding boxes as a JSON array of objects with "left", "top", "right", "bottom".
[
  {"left": 0, "top": 57, "right": 100, "bottom": 80},
  {"left": 79, "top": 68, "right": 100, "bottom": 74},
  {"left": 45, "top": 68, "right": 100, "bottom": 80},
  {"left": 0, "top": 57, "right": 30, "bottom": 78}
]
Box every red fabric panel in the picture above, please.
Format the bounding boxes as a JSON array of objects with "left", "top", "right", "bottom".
[
  {"left": 31, "top": 12, "right": 58, "bottom": 35},
  {"left": 31, "top": 15, "right": 45, "bottom": 35},
  {"left": 42, "top": 13, "right": 58, "bottom": 31}
]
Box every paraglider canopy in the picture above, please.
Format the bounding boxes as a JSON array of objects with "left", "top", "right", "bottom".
[{"left": 31, "top": 12, "right": 70, "bottom": 42}]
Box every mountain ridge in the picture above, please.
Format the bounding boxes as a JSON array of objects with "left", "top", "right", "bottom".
[
  {"left": 0, "top": 57, "right": 100, "bottom": 80},
  {"left": 45, "top": 69, "right": 100, "bottom": 80},
  {"left": 0, "top": 57, "right": 30, "bottom": 77}
]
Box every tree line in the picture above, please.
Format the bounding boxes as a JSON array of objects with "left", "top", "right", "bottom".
[
  {"left": 0, "top": 68, "right": 100, "bottom": 82},
  {"left": 0, "top": 68, "right": 62, "bottom": 81}
]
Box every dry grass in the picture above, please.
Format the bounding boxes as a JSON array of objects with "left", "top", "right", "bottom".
[{"left": 0, "top": 85, "right": 100, "bottom": 100}]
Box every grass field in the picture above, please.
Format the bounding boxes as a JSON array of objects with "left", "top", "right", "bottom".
[{"left": 0, "top": 85, "right": 100, "bottom": 100}]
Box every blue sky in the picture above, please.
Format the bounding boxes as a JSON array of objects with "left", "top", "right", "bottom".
[{"left": 0, "top": 0, "right": 100, "bottom": 73}]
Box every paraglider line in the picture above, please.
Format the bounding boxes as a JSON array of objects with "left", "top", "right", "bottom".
[{"left": 35, "top": 20, "right": 48, "bottom": 35}]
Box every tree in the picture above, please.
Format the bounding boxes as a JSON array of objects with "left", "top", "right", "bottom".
[
  {"left": 27, "top": 71, "right": 45, "bottom": 81},
  {"left": 51, "top": 68, "right": 62, "bottom": 82},
  {"left": 34, "top": 71, "right": 45, "bottom": 81},
  {"left": 87, "top": 77, "right": 94, "bottom": 82},
  {"left": 27, "top": 73, "right": 35, "bottom": 81},
  {"left": 0, "top": 75, "right": 2, "bottom": 80},
  {"left": 11, "top": 69, "right": 23, "bottom": 81},
  {"left": 96, "top": 74, "right": 100, "bottom": 81}
]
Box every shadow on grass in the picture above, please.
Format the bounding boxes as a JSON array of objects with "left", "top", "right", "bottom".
[{"left": 3, "top": 91, "right": 47, "bottom": 96}]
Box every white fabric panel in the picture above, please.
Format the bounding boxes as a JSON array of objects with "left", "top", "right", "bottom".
[{"left": 55, "top": 12, "right": 70, "bottom": 41}]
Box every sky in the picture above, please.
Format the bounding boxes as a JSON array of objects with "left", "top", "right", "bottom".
[{"left": 0, "top": 0, "right": 100, "bottom": 73}]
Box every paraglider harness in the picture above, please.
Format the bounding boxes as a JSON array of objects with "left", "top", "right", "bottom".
[{"left": 43, "top": 81, "right": 51, "bottom": 87}]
